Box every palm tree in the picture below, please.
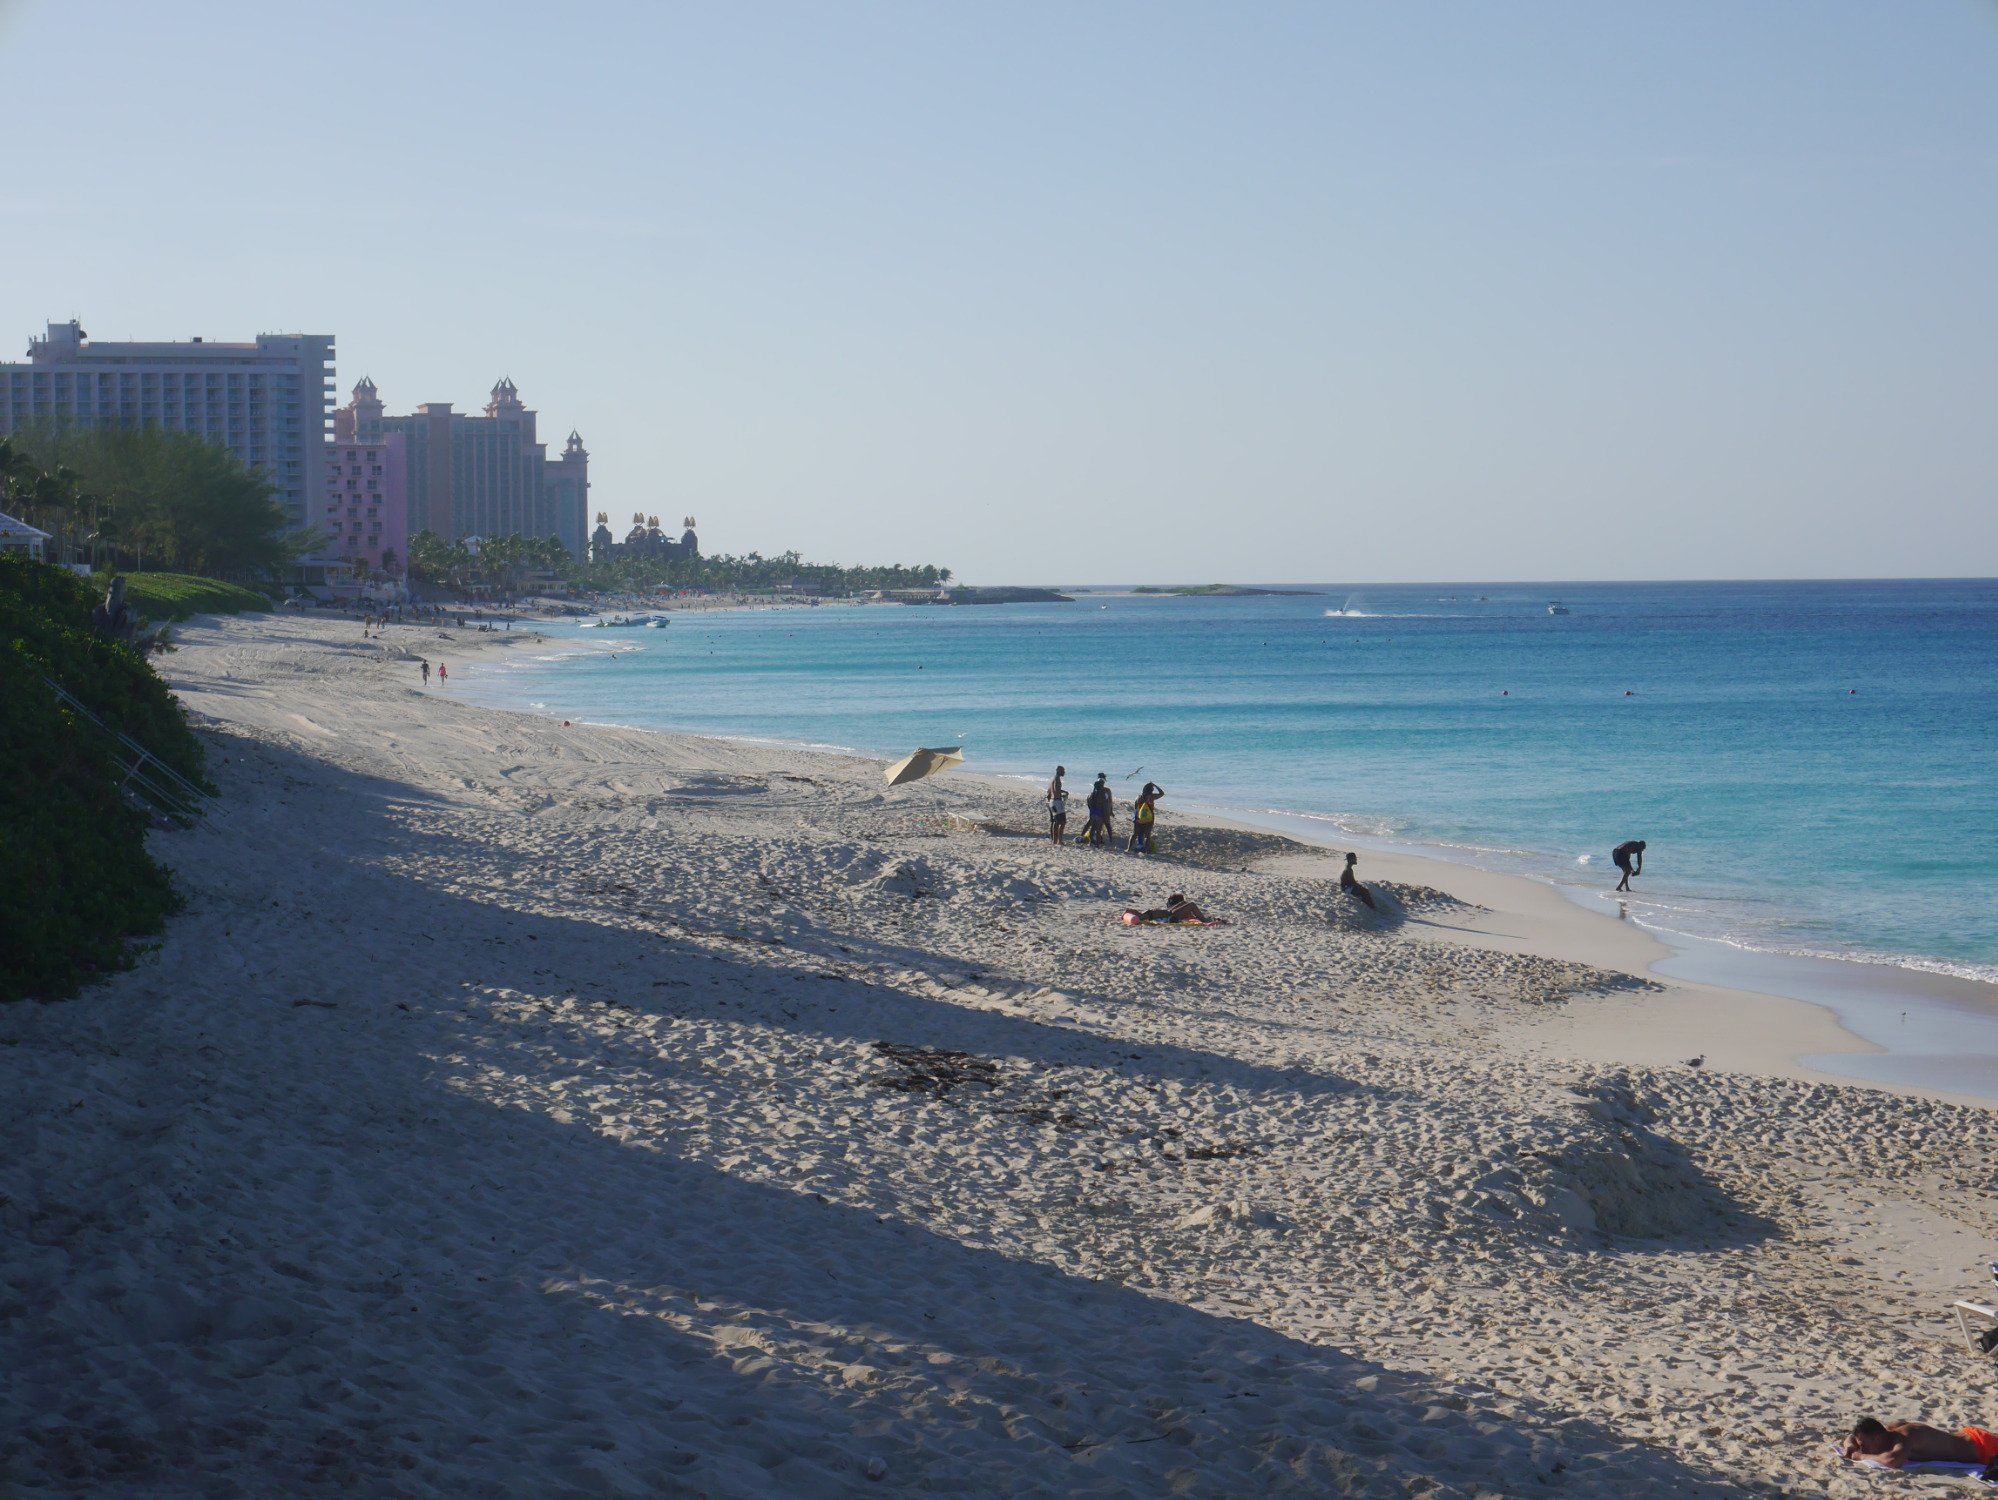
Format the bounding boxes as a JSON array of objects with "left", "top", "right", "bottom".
[
  {"left": 26, "top": 471, "right": 77, "bottom": 562},
  {"left": 0, "top": 438, "right": 37, "bottom": 513}
]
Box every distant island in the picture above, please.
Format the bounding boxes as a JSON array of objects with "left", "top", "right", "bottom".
[
  {"left": 1129, "top": 584, "right": 1327, "bottom": 597},
  {"left": 946, "top": 586, "right": 1072, "bottom": 605}
]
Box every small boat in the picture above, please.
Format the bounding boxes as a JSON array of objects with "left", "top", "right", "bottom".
[
  {"left": 1547, "top": 603, "right": 1570, "bottom": 616},
  {"left": 579, "top": 612, "right": 664, "bottom": 629}
]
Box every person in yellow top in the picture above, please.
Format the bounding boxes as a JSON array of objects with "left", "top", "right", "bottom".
[{"left": 1128, "top": 782, "right": 1162, "bottom": 854}]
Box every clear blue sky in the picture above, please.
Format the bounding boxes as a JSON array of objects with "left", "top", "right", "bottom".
[{"left": 4, "top": 1, "right": 1994, "bottom": 581}]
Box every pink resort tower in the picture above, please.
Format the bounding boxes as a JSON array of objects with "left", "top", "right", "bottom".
[{"left": 321, "top": 424, "right": 409, "bottom": 579}]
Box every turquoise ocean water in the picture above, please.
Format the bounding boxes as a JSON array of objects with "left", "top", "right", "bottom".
[{"left": 465, "top": 580, "right": 1998, "bottom": 988}]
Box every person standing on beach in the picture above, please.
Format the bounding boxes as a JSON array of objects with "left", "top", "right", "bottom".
[
  {"left": 1129, "top": 783, "right": 1162, "bottom": 854},
  {"left": 420, "top": 659, "right": 430, "bottom": 686},
  {"left": 1340, "top": 852, "right": 1378, "bottom": 910},
  {"left": 1612, "top": 839, "right": 1645, "bottom": 892},
  {"left": 1083, "top": 773, "right": 1111, "bottom": 846},
  {"left": 1046, "top": 766, "right": 1066, "bottom": 846}
]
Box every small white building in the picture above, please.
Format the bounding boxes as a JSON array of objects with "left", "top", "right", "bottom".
[{"left": 0, "top": 510, "right": 51, "bottom": 560}]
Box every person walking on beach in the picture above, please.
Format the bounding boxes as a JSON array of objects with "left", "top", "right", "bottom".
[
  {"left": 1341, "top": 851, "right": 1378, "bottom": 911},
  {"left": 1129, "top": 782, "right": 1162, "bottom": 854},
  {"left": 1612, "top": 839, "right": 1646, "bottom": 892},
  {"left": 420, "top": 659, "right": 430, "bottom": 686},
  {"left": 437, "top": 662, "right": 447, "bottom": 683}
]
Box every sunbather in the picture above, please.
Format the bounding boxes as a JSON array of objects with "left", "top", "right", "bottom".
[
  {"left": 1844, "top": 1416, "right": 1998, "bottom": 1471},
  {"left": 1124, "top": 893, "right": 1209, "bottom": 924}
]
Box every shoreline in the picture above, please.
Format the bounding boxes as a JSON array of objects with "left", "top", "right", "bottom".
[
  {"left": 1216, "top": 804, "right": 1998, "bottom": 1103},
  {"left": 13, "top": 606, "right": 1998, "bottom": 1495},
  {"left": 452, "top": 620, "right": 1998, "bottom": 1102},
  {"left": 469, "top": 610, "right": 1998, "bottom": 987}
]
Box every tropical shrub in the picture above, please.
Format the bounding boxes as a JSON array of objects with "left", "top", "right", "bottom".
[
  {"left": 3, "top": 425, "right": 311, "bottom": 579},
  {"left": 0, "top": 554, "right": 209, "bottom": 1001}
]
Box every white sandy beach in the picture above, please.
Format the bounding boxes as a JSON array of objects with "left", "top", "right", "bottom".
[{"left": 7, "top": 610, "right": 1998, "bottom": 1497}]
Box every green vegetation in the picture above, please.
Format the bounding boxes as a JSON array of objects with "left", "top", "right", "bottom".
[
  {"left": 578, "top": 549, "right": 953, "bottom": 596},
  {"left": 615, "top": 552, "right": 952, "bottom": 596},
  {"left": 408, "top": 530, "right": 571, "bottom": 593},
  {"left": 116, "top": 572, "right": 273, "bottom": 621},
  {"left": 0, "top": 553, "right": 211, "bottom": 1003},
  {"left": 938, "top": 586, "right": 1071, "bottom": 605},
  {"left": 1, "top": 426, "right": 312, "bottom": 579},
  {"left": 407, "top": 528, "right": 956, "bottom": 599}
]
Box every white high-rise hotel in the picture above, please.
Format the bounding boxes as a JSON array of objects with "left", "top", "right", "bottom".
[{"left": 0, "top": 321, "right": 336, "bottom": 530}]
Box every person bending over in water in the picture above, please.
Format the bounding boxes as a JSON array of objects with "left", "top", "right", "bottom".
[
  {"left": 1612, "top": 839, "right": 1646, "bottom": 892},
  {"left": 1340, "top": 852, "right": 1378, "bottom": 911},
  {"left": 1844, "top": 1416, "right": 1998, "bottom": 1472}
]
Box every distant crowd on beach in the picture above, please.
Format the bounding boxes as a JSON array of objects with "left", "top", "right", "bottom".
[
  {"left": 1043, "top": 762, "right": 1655, "bottom": 927},
  {"left": 1044, "top": 763, "right": 1390, "bottom": 928},
  {"left": 1042, "top": 766, "right": 1162, "bottom": 855}
]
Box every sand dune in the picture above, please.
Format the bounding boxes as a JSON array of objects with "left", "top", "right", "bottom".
[{"left": 4, "top": 611, "right": 1995, "bottom": 1497}]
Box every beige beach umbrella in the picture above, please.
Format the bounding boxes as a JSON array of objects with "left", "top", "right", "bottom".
[{"left": 883, "top": 746, "right": 964, "bottom": 786}]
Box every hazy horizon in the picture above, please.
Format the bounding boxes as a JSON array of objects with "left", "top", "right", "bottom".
[
  {"left": 1048, "top": 575, "right": 1998, "bottom": 588},
  {"left": 4, "top": 1, "right": 1994, "bottom": 584}
]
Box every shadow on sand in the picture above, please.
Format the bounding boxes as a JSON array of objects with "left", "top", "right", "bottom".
[{"left": 5, "top": 726, "right": 1788, "bottom": 1497}]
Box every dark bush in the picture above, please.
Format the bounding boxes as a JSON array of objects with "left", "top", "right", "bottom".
[{"left": 0, "top": 555, "right": 208, "bottom": 1001}]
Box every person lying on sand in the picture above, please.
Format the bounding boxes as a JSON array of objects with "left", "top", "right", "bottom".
[
  {"left": 1844, "top": 1416, "right": 1998, "bottom": 1471},
  {"left": 1124, "top": 893, "right": 1209, "bottom": 924}
]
